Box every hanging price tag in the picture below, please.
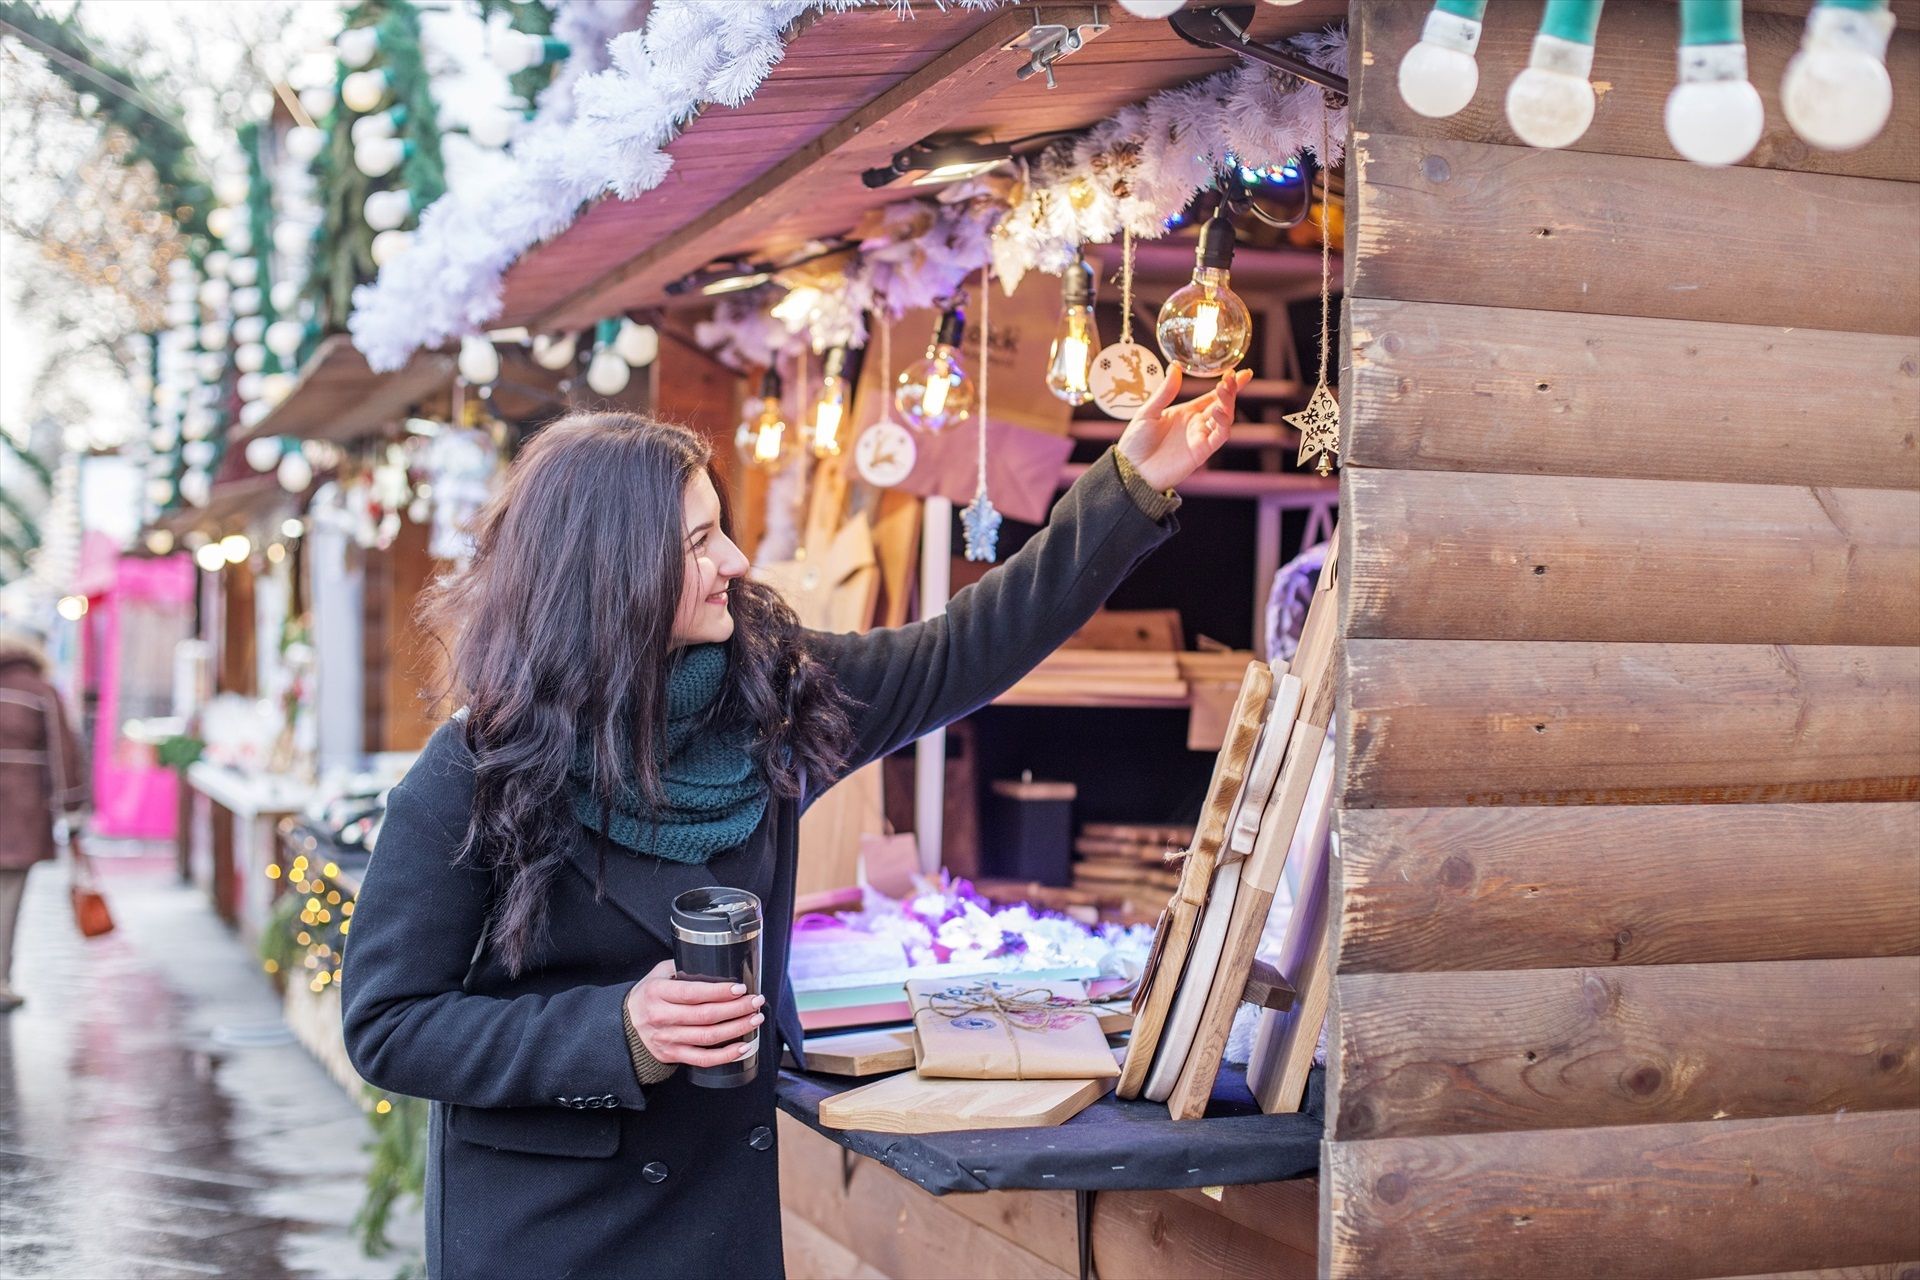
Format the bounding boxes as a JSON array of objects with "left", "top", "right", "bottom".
[
  {"left": 1090, "top": 342, "right": 1166, "bottom": 419},
  {"left": 853, "top": 419, "right": 917, "bottom": 488}
]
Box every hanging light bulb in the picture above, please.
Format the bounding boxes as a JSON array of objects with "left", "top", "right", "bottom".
[
  {"left": 237, "top": 372, "right": 266, "bottom": 402},
  {"left": 235, "top": 343, "right": 268, "bottom": 374},
  {"left": 749, "top": 369, "right": 797, "bottom": 471},
  {"left": 1400, "top": 1, "right": 1488, "bottom": 118},
  {"left": 1666, "top": 1, "right": 1766, "bottom": 166},
  {"left": 355, "top": 137, "right": 408, "bottom": 178},
  {"left": 364, "top": 189, "right": 414, "bottom": 232},
  {"left": 206, "top": 206, "right": 237, "bottom": 241},
  {"left": 261, "top": 373, "right": 296, "bottom": 406},
  {"left": 809, "top": 347, "right": 854, "bottom": 458},
  {"left": 1045, "top": 254, "right": 1100, "bottom": 405},
  {"left": 491, "top": 30, "right": 569, "bottom": 74},
  {"left": 586, "top": 319, "right": 631, "bottom": 395},
  {"left": 531, "top": 331, "right": 577, "bottom": 370},
  {"left": 894, "top": 305, "right": 975, "bottom": 433},
  {"left": 245, "top": 437, "right": 283, "bottom": 472},
  {"left": 351, "top": 105, "right": 407, "bottom": 149},
  {"left": 277, "top": 451, "right": 314, "bottom": 494},
  {"left": 466, "top": 104, "right": 518, "bottom": 150},
  {"left": 230, "top": 287, "right": 262, "bottom": 318},
  {"left": 269, "top": 279, "right": 301, "bottom": 313},
  {"left": 458, "top": 335, "right": 501, "bottom": 385},
  {"left": 285, "top": 125, "right": 327, "bottom": 164},
  {"left": 1506, "top": 0, "right": 1604, "bottom": 149},
  {"left": 1783, "top": 0, "right": 1895, "bottom": 151},
  {"left": 1156, "top": 207, "right": 1253, "bottom": 378},
  {"left": 194, "top": 541, "right": 226, "bottom": 572},
  {"left": 214, "top": 169, "right": 251, "bottom": 206},
  {"left": 232, "top": 315, "right": 266, "bottom": 347},
  {"left": 265, "top": 319, "right": 306, "bottom": 359},
  {"left": 370, "top": 230, "right": 413, "bottom": 267},
  {"left": 337, "top": 25, "right": 380, "bottom": 69},
  {"left": 341, "top": 69, "right": 390, "bottom": 115},
  {"left": 229, "top": 256, "right": 261, "bottom": 289},
  {"left": 613, "top": 320, "right": 659, "bottom": 367}
]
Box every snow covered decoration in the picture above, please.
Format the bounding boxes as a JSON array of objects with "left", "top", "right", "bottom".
[
  {"left": 350, "top": 0, "right": 1009, "bottom": 371},
  {"left": 991, "top": 26, "right": 1348, "bottom": 291}
]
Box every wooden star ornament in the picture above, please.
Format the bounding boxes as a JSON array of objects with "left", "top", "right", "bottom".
[{"left": 1286, "top": 380, "right": 1341, "bottom": 477}]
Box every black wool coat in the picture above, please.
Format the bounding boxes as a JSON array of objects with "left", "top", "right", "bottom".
[{"left": 340, "top": 452, "right": 1177, "bottom": 1280}]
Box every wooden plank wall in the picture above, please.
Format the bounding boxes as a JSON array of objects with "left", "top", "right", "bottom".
[{"left": 1326, "top": 4, "right": 1920, "bottom": 1277}]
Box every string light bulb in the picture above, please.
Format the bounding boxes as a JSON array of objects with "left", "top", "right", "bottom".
[
  {"left": 492, "top": 31, "right": 569, "bottom": 74},
  {"left": 894, "top": 304, "right": 975, "bottom": 433},
  {"left": 341, "top": 69, "right": 390, "bottom": 114},
  {"left": 1045, "top": 254, "right": 1100, "bottom": 405},
  {"left": 749, "top": 369, "right": 796, "bottom": 471},
  {"left": 457, "top": 335, "right": 500, "bottom": 385},
  {"left": 1782, "top": 0, "right": 1895, "bottom": 152},
  {"left": 337, "top": 25, "right": 380, "bottom": 69},
  {"left": 531, "top": 331, "right": 577, "bottom": 370},
  {"left": 809, "top": 347, "right": 854, "bottom": 458},
  {"left": 1399, "top": 1, "right": 1488, "bottom": 118},
  {"left": 1665, "top": 0, "right": 1766, "bottom": 166},
  {"left": 370, "top": 230, "right": 413, "bottom": 267},
  {"left": 613, "top": 319, "right": 659, "bottom": 367},
  {"left": 1155, "top": 207, "right": 1252, "bottom": 377},
  {"left": 585, "top": 319, "right": 631, "bottom": 396},
  {"left": 354, "top": 137, "right": 408, "bottom": 178},
  {"left": 1506, "top": 0, "right": 1603, "bottom": 149}
]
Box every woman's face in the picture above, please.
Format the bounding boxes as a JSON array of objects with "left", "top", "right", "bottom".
[{"left": 670, "top": 471, "right": 750, "bottom": 648}]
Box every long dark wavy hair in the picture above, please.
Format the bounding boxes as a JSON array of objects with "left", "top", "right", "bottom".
[{"left": 421, "top": 413, "right": 858, "bottom": 974}]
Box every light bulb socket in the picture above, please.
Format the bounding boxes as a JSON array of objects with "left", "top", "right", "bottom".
[
  {"left": 1061, "top": 254, "right": 1095, "bottom": 306},
  {"left": 1196, "top": 208, "right": 1238, "bottom": 271},
  {"left": 759, "top": 368, "right": 784, "bottom": 400},
  {"left": 934, "top": 305, "right": 966, "bottom": 349}
]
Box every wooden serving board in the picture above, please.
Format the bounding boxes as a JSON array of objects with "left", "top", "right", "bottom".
[
  {"left": 1116, "top": 660, "right": 1275, "bottom": 1100},
  {"left": 818, "top": 1070, "right": 1112, "bottom": 1133}
]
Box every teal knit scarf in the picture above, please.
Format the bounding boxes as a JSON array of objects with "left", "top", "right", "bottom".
[{"left": 568, "top": 643, "right": 769, "bottom": 863}]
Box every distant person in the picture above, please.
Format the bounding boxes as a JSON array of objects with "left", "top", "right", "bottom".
[
  {"left": 0, "top": 618, "right": 90, "bottom": 1011},
  {"left": 342, "top": 371, "right": 1246, "bottom": 1279}
]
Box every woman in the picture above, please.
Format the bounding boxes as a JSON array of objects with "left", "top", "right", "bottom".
[
  {"left": 0, "top": 619, "right": 90, "bottom": 1012},
  {"left": 341, "top": 366, "right": 1248, "bottom": 1279}
]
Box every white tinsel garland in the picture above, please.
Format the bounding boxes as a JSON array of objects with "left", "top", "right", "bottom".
[{"left": 350, "top": 0, "right": 1008, "bottom": 371}]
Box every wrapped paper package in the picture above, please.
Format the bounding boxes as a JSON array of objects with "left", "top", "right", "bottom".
[{"left": 908, "top": 977, "right": 1119, "bottom": 1080}]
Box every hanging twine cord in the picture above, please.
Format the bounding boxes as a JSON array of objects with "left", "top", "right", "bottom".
[
  {"left": 1314, "top": 104, "right": 1333, "bottom": 389},
  {"left": 976, "top": 265, "right": 990, "bottom": 495},
  {"left": 875, "top": 303, "right": 890, "bottom": 396},
  {"left": 1117, "top": 228, "right": 1135, "bottom": 346}
]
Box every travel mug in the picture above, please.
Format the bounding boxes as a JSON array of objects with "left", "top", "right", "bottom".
[{"left": 670, "top": 886, "right": 764, "bottom": 1089}]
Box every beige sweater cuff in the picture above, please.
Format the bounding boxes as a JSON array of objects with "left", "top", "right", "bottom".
[
  {"left": 622, "top": 996, "right": 679, "bottom": 1085},
  {"left": 1110, "top": 448, "right": 1183, "bottom": 523}
]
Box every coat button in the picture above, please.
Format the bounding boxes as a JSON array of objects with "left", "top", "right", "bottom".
[
  {"left": 748, "top": 1126, "right": 774, "bottom": 1151},
  {"left": 641, "top": 1161, "right": 669, "bottom": 1183}
]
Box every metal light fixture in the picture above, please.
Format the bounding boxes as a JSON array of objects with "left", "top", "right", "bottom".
[{"left": 862, "top": 139, "right": 1015, "bottom": 189}]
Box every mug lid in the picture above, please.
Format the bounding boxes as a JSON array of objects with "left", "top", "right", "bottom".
[{"left": 671, "top": 886, "right": 763, "bottom": 942}]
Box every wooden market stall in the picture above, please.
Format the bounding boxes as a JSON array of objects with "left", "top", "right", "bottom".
[{"left": 1326, "top": 3, "right": 1920, "bottom": 1277}]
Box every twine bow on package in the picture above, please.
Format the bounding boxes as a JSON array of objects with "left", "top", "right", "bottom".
[{"left": 908, "top": 978, "right": 1119, "bottom": 1080}]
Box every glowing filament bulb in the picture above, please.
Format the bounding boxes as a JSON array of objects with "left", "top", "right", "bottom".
[
  {"left": 810, "top": 347, "right": 853, "bottom": 457},
  {"left": 1045, "top": 255, "right": 1100, "bottom": 405},
  {"left": 1155, "top": 209, "right": 1252, "bottom": 378},
  {"left": 894, "top": 306, "right": 975, "bottom": 433}
]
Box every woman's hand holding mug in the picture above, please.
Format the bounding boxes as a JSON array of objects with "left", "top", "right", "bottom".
[{"left": 625, "top": 959, "right": 765, "bottom": 1068}]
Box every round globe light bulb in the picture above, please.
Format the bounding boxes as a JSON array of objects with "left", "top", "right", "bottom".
[
  {"left": 531, "top": 331, "right": 577, "bottom": 370},
  {"left": 341, "top": 70, "right": 388, "bottom": 115},
  {"left": 1506, "top": 65, "right": 1596, "bottom": 149},
  {"left": 355, "top": 138, "right": 404, "bottom": 178},
  {"left": 457, "top": 335, "right": 500, "bottom": 385},
  {"left": 337, "top": 26, "right": 380, "bottom": 69},
  {"left": 277, "top": 452, "right": 314, "bottom": 494},
  {"left": 370, "top": 230, "right": 413, "bottom": 267},
  {"left": 1783, "top": 45, "right": 1893, "bottom": 152},
  {"left": 613, "top": 320, "right": 659, "bottom": 367},
  {"left": 182, "top": 440, "right": 216, "bottom": 468},
  {"left": 195, "top": 352, "right": 225, "bottom": 382},
  {"left": 230, "top": 287, "right": 262, "bottom": 318},
  {"left": 586, "top": 349, "right": 631, "bottom": 396},
  {"left": 180, "top": 471, "right": 212, "bottom": 508},
  {"left": 214, "top": 170, "right": 251, "bottom": 206},
  {"left": 239, "top": 400, "right": 271, "bottom": 428},
  {"left": 146, "top": 478, "right": 175, "bottom": 508},
  {"left": 194, "top": 541, "right": 225, "bottom": 572},
  {"left": 270, "top": 279, "right": 301, "bottom": 313},
  {"left": 206, "top": 206, "right": 236, "bottom": 241},
  {"left": 265, "top": 319, "right": 305, "bottom": 358},
  {"left": 1665, "top": 78, "right": 1765, "bottom": 166},
  {"left": 245, "top": 437, "right": 282, "bottom": 472},
  {"left": 467, "top": 106, "right": 516, "bottom": 150},
  {"left": 232, "top": 314, "right": 266, "bottom": 345},
  {"left": 237, "top": 371, "right": 266, "bottom": 401},
  {"left": 363, "top": 188, "right": 413, "bottom": 232},
  {"left": 221, "top": 534, "right": 251, "bottom": 564},
  {"left": 285, "top": 126, "right": 326, "bottom": 164},
  {"left": 261, "top": 373, "right": 295, "bottom": 406},
  {"left": 1399, "top": 39, "right": 1481, "bottom": 119},
  {"left": 198, "top": 322, "right": 229, "bottom": 351},
  {"left": 228, "top": 257, "right": 260, "bottom": 289}
]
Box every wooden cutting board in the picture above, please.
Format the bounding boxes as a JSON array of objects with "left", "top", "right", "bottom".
[{"left": 818, "top": 1070, "right": 1113, "bottom": 1133}]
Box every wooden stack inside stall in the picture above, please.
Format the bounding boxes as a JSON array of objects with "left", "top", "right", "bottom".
[{"left": 1323, "top": 5, "right": 1920, "bottom": 1278}]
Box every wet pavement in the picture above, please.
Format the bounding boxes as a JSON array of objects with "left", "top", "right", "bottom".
[{"left": 0, "top": 848, "right": 420, "bottom": 1279}]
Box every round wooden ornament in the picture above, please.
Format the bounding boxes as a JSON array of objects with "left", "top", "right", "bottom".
[
  {"left": 853, "top": 418, "right": 916, "bottom": 488},
  {"left": 1090, "top": 341, "right": 1166, "bottom": 420}
]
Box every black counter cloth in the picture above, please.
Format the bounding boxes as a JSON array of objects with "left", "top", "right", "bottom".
[{"left": 775, "top": 1064, "right": 1323, "bottom": 1195}]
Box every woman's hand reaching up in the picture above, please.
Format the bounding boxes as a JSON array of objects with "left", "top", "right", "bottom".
[{"left": 1115, "top": 365, "right": 1251, "bottom": 492}]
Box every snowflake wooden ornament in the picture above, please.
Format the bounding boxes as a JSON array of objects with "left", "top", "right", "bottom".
[
  {"left": 1287, "top": 381, "right": 1341, "bottom": 477},
  {"left": 961, "top": 488, "right": 1002, "bottom": 562}
]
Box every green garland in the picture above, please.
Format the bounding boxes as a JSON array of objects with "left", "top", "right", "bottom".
[{"left": 0, "top": 0, "right": 211, "bottom": 241}]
